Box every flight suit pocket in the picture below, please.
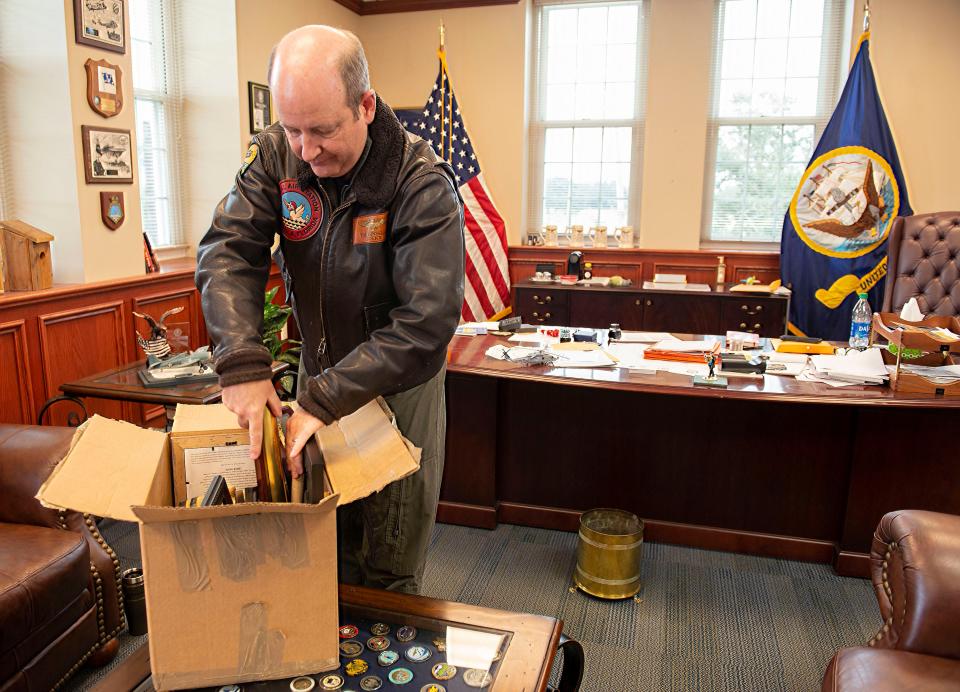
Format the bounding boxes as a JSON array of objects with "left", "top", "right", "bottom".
[{"left": 363, "top": 301, "right": 396, "bottom": 336}]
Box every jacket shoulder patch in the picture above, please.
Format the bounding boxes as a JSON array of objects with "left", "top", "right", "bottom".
[
  {"left": 352, "top": 212, "right": 387, "bottom": 245},
  {"left": 239, "top": 143, "right": 258, "bottom": 176}
]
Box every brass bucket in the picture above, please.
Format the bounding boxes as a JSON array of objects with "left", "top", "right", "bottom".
[{"left": 574, "top": 508, "right": 643, "bottom": 599}]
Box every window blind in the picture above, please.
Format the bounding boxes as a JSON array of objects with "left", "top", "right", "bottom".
[{"left": 702, "top": 0, "right": 850, "bottom": 245}]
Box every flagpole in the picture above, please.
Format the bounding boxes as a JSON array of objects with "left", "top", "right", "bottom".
[
  {"left": 862, "top": 0, "right": 870, "bottom": 32},
  {"left": 438, "top": 22, "right": 446, "bottom": 161}
]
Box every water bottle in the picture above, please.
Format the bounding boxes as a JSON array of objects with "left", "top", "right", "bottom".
[{"left": 849, "top": 292, "right": 872, "bottom": 349}]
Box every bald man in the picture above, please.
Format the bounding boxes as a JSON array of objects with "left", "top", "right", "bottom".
[{"left": 196, "top": 26, "right": 465, "bottom": 594}]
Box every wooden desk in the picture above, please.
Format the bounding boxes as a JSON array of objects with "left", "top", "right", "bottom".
[
  {"left": 513, "top": 280, "right": 790, "bottom": 336},
  {"left": 91, "top": 585, "right": 562, "bottom": 691},
  {"left": 439, "top": 334, "right": 960, "bottom": 577}
]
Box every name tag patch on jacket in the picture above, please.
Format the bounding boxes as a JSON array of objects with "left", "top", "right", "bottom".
[
  {"left": 353, "top": 213, "right": 387, "bottom": 245},
  {"left": 280, "top": 178, "right": 322, "bottom": 241}
]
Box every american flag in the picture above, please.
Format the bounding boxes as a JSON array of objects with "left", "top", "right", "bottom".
[{"left": 396, "top": 56, "right": 511, "bottom": 322}]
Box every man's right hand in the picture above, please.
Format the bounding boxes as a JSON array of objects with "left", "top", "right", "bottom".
[{"left": 220, "top": 379, "right": 283, "bottom": 459}]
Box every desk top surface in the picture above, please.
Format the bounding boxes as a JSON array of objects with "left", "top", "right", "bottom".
[
  {"left": 514, "top": 279, "right": 790, "bottom": 299},
  {"left": 447, "top": 334, "right": 960, "bottom": 409}
]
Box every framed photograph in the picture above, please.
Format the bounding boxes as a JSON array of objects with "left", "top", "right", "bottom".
[
  {"left": 248, "top": 82, "right": 272, "bottom": 134},
  {"left": 73, "top": 0, "right": 125, "bottom": 54},
  {"left": 81, "top": 125, "right": 133, "bottom": 184}
]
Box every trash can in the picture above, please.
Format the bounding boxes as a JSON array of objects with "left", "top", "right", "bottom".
[{"left": 574, "top": 508, "right": 643, "bottom": 599}]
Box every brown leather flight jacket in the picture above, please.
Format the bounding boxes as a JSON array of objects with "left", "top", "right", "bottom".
[{"left": 196, "top": 98, "right": 465, "bottom": 424}]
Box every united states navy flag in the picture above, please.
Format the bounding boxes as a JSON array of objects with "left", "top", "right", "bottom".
[{"left": 781, "top": 31, "right": 911, "bottom": 339}]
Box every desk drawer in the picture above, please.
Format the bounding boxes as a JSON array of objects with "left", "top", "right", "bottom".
[
  {"left": 720, "top": 298, "right": 787, "bottom": 336},
  {"left": 515, "top": 288, "right": 570, "bottom": 325},
  {"left": 515, "top": 287, "right": 569, "bottom": 308}
]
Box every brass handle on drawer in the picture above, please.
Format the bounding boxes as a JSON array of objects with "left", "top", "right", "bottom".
[
  {"left": 740, "top": 303, "right": 763, "bottom": 316},
  {"left": 753, "top": 323, "right": 761, "bottom": 330},
  {"left": 740, "top": 322, "right": 747, "bottom": 329},
  {"left": 532, "top": 311, "right": 539, "bottom": 318},
  {"left": 544, "top": 312, "right": 552, "bottom": 319},
  {"left": 545, "top": 295, "right": 552, "bottom": 303},
  {"left": 635, "top": 299, "right": 641, "bottom": 306},
  {"left": 533, "top": 294, "right": 539, "bottom": 302},
  {"left": 646, "top": 300, "right": 652, "bottom": 307}
]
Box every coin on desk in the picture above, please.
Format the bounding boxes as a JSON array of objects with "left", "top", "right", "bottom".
[
  {"left": 388, "top": 667, "right": 414, "bottom": 685},
  {"left": 338, "top": 625, "right": 359, "bottom": 639},
  {"left": 219, "top": 686, "right": 241, "bottom": 692},
  {"left": 431, "top": 636, "right": 446, "bottom": 652},
  {"left": 370, "top": 622, "right": 390, "bottom": 636},
  {"left": 377, "top": 650, "right": 399, "bottom": 666},
  {"left": 345, "top": 659, "right": 369, "bottom": 677},
  {"left": 320, "top": 674, "right": 344, "bottom": 691},
  {"left": 404, "top": 645, "right": 432, "bottom": 663},
  {"left": 290, "top": 677, "right": 315, "bottom": 692},
  {"left": 431, "top": 663, "right": 457, "bottom": 681},
  {"left": 339, "top": 640, "right": 363, "bottom": 657},
  {"left": 366, "top": 635, "right": 389, "bottom": 651},
  {"left": 359, "top": 676, "right": 383, "bottom": 691},
  {"left": 463, "top": 669, "right": 494, "bottom": 688},
  {"left": 420, "top": 685, "right": 446, "bottom": 692},
  {"left": 396, "top": 625, "right": 417, "bottom": 642}
]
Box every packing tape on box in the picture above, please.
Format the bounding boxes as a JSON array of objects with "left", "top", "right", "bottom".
[
  {"left": 213, "top": 514, "right": 309, "bottom": 582},
  {"left": 238, "top": 602, "right": 286, "bottom": 675},
  {"left": 169, "top": 521, "right": 210, "bottom": 592}
]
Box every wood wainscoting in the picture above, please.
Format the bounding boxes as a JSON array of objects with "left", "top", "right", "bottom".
[
  {"left": 507, "top": 246, "right": 780, "bottom": 287},
  {"left": 0, "top": 260, "right": 284, "bottom": 428}
]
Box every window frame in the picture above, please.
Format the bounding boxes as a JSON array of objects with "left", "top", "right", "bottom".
[
  {"left": 527, "top": 0, "right": 648, "bottom": 241},
  {"left": 131, "top": 0, "right": 184, "bottom": 250},
  {"left": 700, "top": 0, "right": 851, "bottom": 249}
]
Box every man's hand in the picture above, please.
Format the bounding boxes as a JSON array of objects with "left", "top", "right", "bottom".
[
  {"left": 220, "top": 380, "right": 283, "bottom": 459},
  {"left": 285, "top": 409, "right": 326, "bottom": 478}
]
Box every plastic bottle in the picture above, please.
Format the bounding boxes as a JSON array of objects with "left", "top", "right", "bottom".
[{"left": 849, "top": 292, "right": 872, "bottom": 349}]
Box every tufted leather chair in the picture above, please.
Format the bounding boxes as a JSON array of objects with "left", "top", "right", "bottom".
[
  {"left": 882, "top": 212, "right": 960, "bottom": 316},
  {"left": 0, "top": 424, "right": 124, "bottom": 691},
  {"left": 821, "top": 510, "right": 960, "bottom": 691}
]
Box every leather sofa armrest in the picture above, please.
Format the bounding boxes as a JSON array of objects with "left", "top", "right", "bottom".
[
  {"left": 0, "top": 424, "right": 76, "bottom": 528},
  {"left": 869, "top": 510, "right": 960, "bottom": 660}
]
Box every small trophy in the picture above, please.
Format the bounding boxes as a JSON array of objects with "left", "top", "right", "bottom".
[{"left": 693, "top": 353, "right": 728, "bottom": 388}]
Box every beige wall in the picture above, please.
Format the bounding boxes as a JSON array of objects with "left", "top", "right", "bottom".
[
  {"left": 359, "top": 3, "right": 529, "bottom": 248},
  {"left": 63, "top": 0, "right": 145, "bottom": 282},
  {"left": 234, "top": 0, "right": 360, "bottom": 156},
  {"left": 850, "top": 0, "right": 960, "bottom": 216}
]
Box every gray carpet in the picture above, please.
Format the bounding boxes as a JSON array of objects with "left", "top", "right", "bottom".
[{"left": 65, "top": 521, "right": 879, "bottom": 692}]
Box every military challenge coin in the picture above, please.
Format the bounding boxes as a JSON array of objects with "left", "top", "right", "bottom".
[
  {"left": 404, "top": 645, "right": 432, "bottom": 663},
  {"left": 463, "top": 669, "right": 494, "bottom": 688},
  {"left": 388, "top": 667, "right": 415, "bottom": 685},
  {"left": 339, "top": 625, "right": 359, "bottom": 639},
  {"left": 339, "top": 640, "right": 363, "bottom": 658},
  {"left": 367, "top": 635, "right": 389, "bottom": 652},
  {"left": 431, "top": 636, "right": 446, "bottom": 652},
  {"left": 377, "top": 650, "right": 399, "bottom": 666},
  {"left": 359, "top": 676, "right": 383, "bottom": 691},
  {"left": 290, "top": 677, "right": 316, "bottom": 692},
  {"left": 396, "top": 625, "right": 417, "bottom": 642},
  {"left": 320, "top": 674, "right": 344, "bottom": 691},
  {"left": 370, "top": 622, "right": 390, "bottom": 636},
  {"left": 219, "top": 686, "right": 241, "bottom": 692},
  {"left": 431, "top": 663, "right": 457, "bottom": 681},
  {"left": 420, "top": 685, "right": 446, "bottom": 692},
  {"left": 345, "top": 659, "right": 369, "bottom": 677}
]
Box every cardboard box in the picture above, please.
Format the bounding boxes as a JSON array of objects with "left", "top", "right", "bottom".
[{"left": 37, "top": 400, "right": 420, "bottom": 689}]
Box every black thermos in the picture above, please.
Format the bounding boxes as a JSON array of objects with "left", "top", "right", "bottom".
[{"left": 122, "top": 567, "right": 148, "bottom": 636}]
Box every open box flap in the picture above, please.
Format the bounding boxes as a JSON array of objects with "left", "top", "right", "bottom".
[
  {"left": 131, "top": 491, "right": 339, "bottom": 524},
  {"left": 318, "top": 398, "right": 421, "bottom": 507},
  {"left": 36, "top": 415, "right": 171, "bottom": 522}
]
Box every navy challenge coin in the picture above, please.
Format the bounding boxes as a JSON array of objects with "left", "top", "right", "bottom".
[
  {"left": 463, "top": 668, "right": 494, "bottom": 688},
  {"left": 431, "top": 663, "right": 457, "bottom": 681},
  {"left": 339, "top": 640, "right": 363, "bottom": 657},
  {"left": 370, "top": 622, "right": 390, "bottom": 636},
  {"left": 396, "top": 625, "right": 417, "bottom": 642},
  {"left": 388, "top": 667, "right": 415, "bottom": 685},
  {"left": 377, "top": 650, "right": 399, "bottom": 666},
  {"left": 320, "top": 674, "right": 344, "bottom": 691},
  {"left": 344, "top": 659, "right": 369, "bottom": 677},
  {"left": 290, "top": 677, "right": 315, "bottom": 692},
  {"left": 420, "top": 686, "right": 446, "bottom": 692},
  {"left": 339, "top": 625, "right": 359, "bottom": 639},
  {"left": 219, "top": 686, "right": 241, "bottom": 692},
  {"left": 431, "top": 636, "right": 446, "bottom": 652},
  {"left": 367, "top": 635, "right": 389, "bottom": 652},
  {"left": 404, "top": 645, "right": 432, "bottom": 663},
  {"left": 359, "top": 676, "right": 383, "bottom": 691}
]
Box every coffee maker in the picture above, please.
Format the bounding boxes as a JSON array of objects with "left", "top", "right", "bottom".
[{"left": 566, "top": 251, "right": 584, "bottom": 279}]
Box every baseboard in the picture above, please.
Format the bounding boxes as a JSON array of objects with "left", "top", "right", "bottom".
[
  {"left": 494, "top": 502, "right": 842, "bottom": 567},
  {"left": 437, "top": 501, "right": 497, "bottom": 529},
  {"left": 834, "top": 550, "right": 871, "bottom": 578}
]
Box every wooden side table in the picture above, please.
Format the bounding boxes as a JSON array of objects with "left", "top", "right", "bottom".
[{"left": 91, "top": 584, "right": 571, "bottom": 691}]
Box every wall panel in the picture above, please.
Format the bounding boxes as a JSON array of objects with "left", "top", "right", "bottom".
[{"left": 0, "top": 320, "right": 36, "bottom": 424}]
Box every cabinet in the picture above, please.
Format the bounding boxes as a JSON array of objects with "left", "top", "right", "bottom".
[{"left": 512, "top": 282, "right": 789, "bottom": 336}]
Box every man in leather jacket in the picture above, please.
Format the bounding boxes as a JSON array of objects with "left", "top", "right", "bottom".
[{"left": 196, "top": 26, "right": 464, "bottom": 593}]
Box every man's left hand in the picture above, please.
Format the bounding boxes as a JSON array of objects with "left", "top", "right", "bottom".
[{"left": 285, "top": 409, "right": 326, "bottom": 478}]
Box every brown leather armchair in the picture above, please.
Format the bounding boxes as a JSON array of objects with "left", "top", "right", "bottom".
[
  {"left": 821, "top": 510, "right": 960, "bottom": 691},
  {"left": 0, "top": 424, "right": 124, "bottom": 691},
  {"left": 882, "top": 212, "right": 960, "bottom": 315}
]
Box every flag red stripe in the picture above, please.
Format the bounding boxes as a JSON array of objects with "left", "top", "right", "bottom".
[
  {"left": 462, "top": 239, "right": 495, "bottom": 320},
  {"left": 465, "top": 179, "right": 511, "bottom": 306},
  {"left": 462, "top": 200, "right": 510, "bottom": 306}
]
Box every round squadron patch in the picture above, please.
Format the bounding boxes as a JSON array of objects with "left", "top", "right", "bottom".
[{"left": 280, "top": 178, "right": 322, "bottom": 241}]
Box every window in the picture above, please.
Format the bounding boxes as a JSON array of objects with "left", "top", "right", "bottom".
[
  {"left": 703, "top": 0, "right": 849, "bottom": 244},
  {"left": 130, "top": 0, "right": 183, "bottom": 248},
  {"left": 529, "top": 0, "right": 647, "bottom": 238}
]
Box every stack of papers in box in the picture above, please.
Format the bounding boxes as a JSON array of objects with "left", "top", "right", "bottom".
[{"left": 805, "top": 348, "right": 889, "bottom": 386}]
